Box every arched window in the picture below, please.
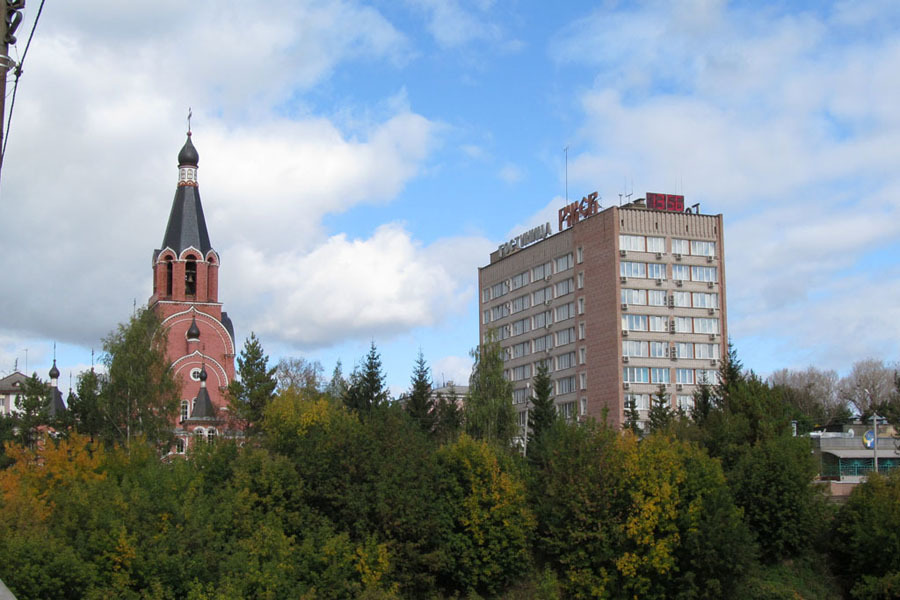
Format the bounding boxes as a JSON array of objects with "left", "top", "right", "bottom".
[
  {"left": 165, "top": 257, "right": 174, "bottom": 296},
  {"left": 175, "top": 438, "right": 185, "bottom": 454},
  {"left": 180, "top": 400, "right": 189, "bottom": 422},
  {"left": 185, "top": 256, "right": 197, "bottom": 296},
  {"left": 194, "top": 427, "right": 205, "bottom": 443},
  {"left": 207, "top": 428, "right": 217, "bottom": 443}
]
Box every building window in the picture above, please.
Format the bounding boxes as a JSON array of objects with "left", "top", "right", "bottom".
[
  {"left": 623, "top": 367, "right": 650, "bottom": 383},
  {"left": 555, "top": 278, "right": 574, "bottom": 297},
  {"left": 649, "top": 316, "right": 668, "bottom": 332},
  {"left": 646, "top": 236, "right": 665, "bottom": 253},
  {"left": 556, "top": 302, "right": 575, "bottom": 321},
  {"left": 555, "top": 253, "right": 574, "bottom": 273},
  {"left": 533, "top": 261, "right": 552, "bottom": 280},
  {"left": 511, "top": 364, "right": 532, "bottom": 381},
  {"left": 623, "top": 340, "right": 648, "bottom": 357},
  {"left": 651, "top": 367, "right": 670, "bottom": 384},
  {"left": 619, "top": 234, "right": 645, "bottom": 252},
  {"left": 579, "top": 347, "right": 586, "bottom": 364},
  {"left": 511, "top": 294, "right": 531, "bottom": 314},
  {"left": 510, "top": 341, "right": 531, "bottom": 359},
  {"left": 557, "top": 351, "right": 576, "bottom": 370},
  {"left": 533, "top": 285, "right": 553, "bottom": 305},
  {"left": 620, "top": 261, "right": 646, "bottom": 278},
  {"left": 181, "top": 400, "right": 189, "bottom": 422},
  {"left": 556, "top": 327, "right": 576, "bottom": 346},
  {"left": 580, "top": 397, "right": 587, "bottom": 415},
  {"left": 185, "top": 257, "right": 197, "bottom": 296},
  {"left": 676, "top": 342, "right": 694, "bottom": 359},
  {"left": 690, "top": 240, "right": 716, "bottom": 257},
  {"left": 692, "top": 292, "right": 718, "bottom": 308},
  {"left": 513, "top": 388, "right": 528, "bottom": 405},
  {"left": 533, "top": 310, "right": 552, "bottom": 329},
  {"left": 695, "top": 343, "right": 719, "bottom": 359},
  {"left": 534, "top": 357, "right": 553, "bottom": 373},
  {"left": 622, "top": 314, "right": 647, "bottom": 331},
  {"left": 650, "top": 341, "right": 667, "bottom": 358},
  {"left": 621, "top": 288, "right": 647, "bottom": 305},
  {"left": 175, "top": 438, "right": 186, "bottom": 454},
  {"left": 491, "top": 281, "right": 509, "bottom": 298},
  {"left": 511, "top": 270, "right": 530, "bottom": 290},
  {"left": 675, "top": 317, "right": 693, "bottom": 333},
  {"left": 691, "top": 266, "right": 717, "bottom": 283},
  {"left": 676, "top": 369, "right": 695, "bottom": 385},
  {"left": 482, "top": 287, "right": 491, "bottom": 303},
  {"left": 533, "top": 333, "right": 553, "bottom": 352},
  {"left": 577, "top": 297, "right": 585, "bottom": 315},
  {"left": 576, "top": 247, "right": 584, "bottom": 263},
  {"left": 677, "top": 395, "right": 695, "bottom": 412},
  {"left": 647, "top": 290, "right": 666, "bottom": 306},
  {"left": 626, "top": 392, "right": 650, "bottom": 410},
  {"left": 165, "top": 258, "right": 173, "bottom": 296},
  {"left": 693, "top": 318, "right": 719, "bottom": 334},
  {"left": 579, "top": 373, "right": 587, "bottom": 391},
  {"left": 673, "top": 291, "right": 691, "bottom": 307},
  {"left": 672, "top": 238, "right": 690, "bottom": 255},
  {"left": 672, "top": 264, "right": 690, "bottom": 280},
  {"left": 207, "top": 428, "right": 217, "bottom": 442},
  {"left": 577, "top": 271, "right": 584, "bottom": 289},
  {"left": 512, "top": 317, "right": 531, "bottom": 336},
  {"left": 491, "top": 304, "right": 509, "bottom": 321},
  {"left": 557, "top": 376, "right": 576, "bottom": 395},
  {"left": 647, "top": 263, "right": 666, "bottom": 280},
  {"left": 696, "top": 369, "right": 720, "bottom": 385},
  {"left": 578, "top": 322, "right": 585, "bottom": 340},
  {"left": 559, "top": 400, "right": 577, "bottom": 421}
]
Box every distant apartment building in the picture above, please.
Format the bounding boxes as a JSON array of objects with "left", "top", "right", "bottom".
[{"left": 478, "top": 193, "right": 727, "bottom": 430}]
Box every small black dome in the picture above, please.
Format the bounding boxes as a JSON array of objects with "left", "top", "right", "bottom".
[
  {"left": 178, "top": 133, "right": 199, "bottom": 167},
  {"left": 198, "top": 366, "right": 208, "bottom": 382},
  {"left": 187, "top": 316, "right": 200, "bottom": 340},
  {"left": 49, "top": 360, "right": 60, "bottom": 379}
]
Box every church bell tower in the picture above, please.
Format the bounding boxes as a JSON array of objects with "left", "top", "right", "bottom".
[{"left": 150, "top": 130, "right": 236, "bottom": 451}]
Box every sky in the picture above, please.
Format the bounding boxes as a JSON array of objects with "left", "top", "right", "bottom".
[{"left": 2, "top": 0, "right": 900, "bottom": 397}]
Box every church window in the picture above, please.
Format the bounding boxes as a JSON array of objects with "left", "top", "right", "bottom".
[
  {"left": 180, "top": 400, "right": 189, "bottom": 422},
  {"left": 207, "top": 428, "right": 217, "bottom": 443},
  {"left": 165, "top": 258, "right": 173, "bottom": 296},
  {"left": 185, "top": 256, "right": 197, "bottom": 296},
  {"left": 175, "top": 438, "right": 185, "bottom": 454}
]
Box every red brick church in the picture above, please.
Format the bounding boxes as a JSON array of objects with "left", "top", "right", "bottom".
[{"left": 149, "top": 131, "right": 236, "bottom": 453}]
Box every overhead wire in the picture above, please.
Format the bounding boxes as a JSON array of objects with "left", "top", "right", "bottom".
[{"left": 0, "top": 0, "right": 46, "bottom": 185}]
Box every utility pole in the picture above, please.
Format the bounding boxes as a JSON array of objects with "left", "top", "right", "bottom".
[{"left": 0, "top": 1, "right": 25, "bottom": 177}]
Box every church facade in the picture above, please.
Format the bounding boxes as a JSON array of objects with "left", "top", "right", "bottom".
[{"left": 149, "top": 132, "right": 236, "bottom": 452}]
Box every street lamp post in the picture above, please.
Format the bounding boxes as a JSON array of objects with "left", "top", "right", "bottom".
[{"left": 873, "top": 411, "right": 879, "bottom": 475}]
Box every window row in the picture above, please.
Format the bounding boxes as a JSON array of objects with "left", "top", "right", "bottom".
[
  {"left": 619, "top": 235, "right": 716, "bottom": 257},
  {"left": 621, "top": 262, "right": 718, "bottom": 282},
  {"left": 484, "top": 280, "right": 583, "bottom": 324},
  {"left": 622, "top": 340, "right": 720, "bottom": 359},
  {"left": 621, "top": 289, "right": 718, "bottom": 308},
  {"left": 483, "top": 253, "right": 576, "bottom": 303},
  {"left": 621, "top": 315, "right": 720, "bottom": 334},
  {"left": 623, "top": 367, "right": 720, "bottom": 385},
  {"left": 625, "top": 393, "right": 696, "bottom": 412}
]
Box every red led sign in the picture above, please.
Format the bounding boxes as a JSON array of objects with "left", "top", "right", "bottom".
[{"left": 646, "top": 192, "right": 684, "bottom": 213}]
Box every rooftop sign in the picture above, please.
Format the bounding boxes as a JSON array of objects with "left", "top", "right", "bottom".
[
  {"left": 646, "top": 192, "right": 684, "bottom": 212},
  {"left": 498, "top": 222, "right": 552, "bottom": 257},
  {"left": 558, "top": 191, "right": 599, "bottom": 231}
]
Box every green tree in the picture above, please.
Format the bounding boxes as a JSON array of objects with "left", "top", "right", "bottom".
[
  {"left": 405, "top": 350, "right": 435, "bottom": 434},
  {"left": 343, "top": 342, "right": 389, "bottom": 414},
  {"left": 623, "top": 394, "right": 642, "bottom": 436},
  {"left": 691, "top": 382, "right": 715, "bottom": 427},
  {"left": 14, "top": 373, "right": 49, "bottom": 448},
  {"left": 68, "top": 368, "right": 105, "bottom": 443},
  {"left": 647, "top": 384, "right": 674, "bottom": 434},
  {"left": 274, "top": 356, "right": 324, "bottom": 394},
  {"left": 433, "top": 386, "right": 462, "bottom": 445},
  {"left": 527, "top": 360, "right": 555, "bottom": 456},
  {"left": 324, "top": 359, "right": 348, "bottom": 401},
  {"left": 227, "top": 332, "right": 277, "bottom": 437},
  {"left": 717, "top": 338, "right": 744, "bottom": 405},
  {"left": 465, "top": 332, "right": 516, "bottom": 447},
  {"left": 100, "top": 307, "right": 179, "bottom": 449}
]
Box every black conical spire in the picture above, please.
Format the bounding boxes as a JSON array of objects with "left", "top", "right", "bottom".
[
  {"left": 155, "top": 131, "right": 213, "bottom": 259},
  {"left": 187, "top": 315, "right": 200, "bottom": 340}
]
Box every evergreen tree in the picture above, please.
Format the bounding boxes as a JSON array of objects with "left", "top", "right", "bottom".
[
  {"left": 325, "top": 359, "right": 348, "bottom": 401},
  {"left": 101, "top": 307, "right": 179, "bottom": 449},
  {"left": 343, "top": 342, "right": 389, "bottom": 414},
  {"left": 15, "top": 373, "right": 49, "bottom": 448},
  {"left": 647, "top": 384, "right": 674, "bottom": 434},
  {"left": 623, "top": 394, "right": 641, "bottom": 436},
  {"left": 405, "top": 350, "right": 435, "bottom": 433},
  {"left": 465, "top": 332, "right": 516, "bottom": 447},
  {"left": 527, "top": 360, "right": 555, "bottom": 454},
  {"left": 69, "top": 368, "right": 105, "bottom": 443},
  {"left": 691, "top": 382, "right": 715, "bottom": 427},
  {"left": 433, "top": 385, "right": 463, "bottom": 444},
  {"left": 227, "top": 332, "right": 277, "bottom": 437},
  {"left": 717, "top": 339, "right": 744, "bottom": 406}
]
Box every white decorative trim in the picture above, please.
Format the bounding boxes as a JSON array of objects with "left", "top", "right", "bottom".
[
  {"left": 171, "top": 350, "right": 229, "bottom": 387},
  {"left": 161, "top": 306, "right": 235, "bottom": 356}
]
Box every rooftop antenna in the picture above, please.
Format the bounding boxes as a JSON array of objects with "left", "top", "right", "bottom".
[
  {"left": 564, "top": 146, "right": 569, "bottom": 203},
  {"left": 90, "top": 348, "right": 95, "bottom": 370},
  {"left": 625, "top": 178, "right": 633, "bottom": 204},
  {"left": 13, "top": 357, "right": 17, "bottom": 372}
]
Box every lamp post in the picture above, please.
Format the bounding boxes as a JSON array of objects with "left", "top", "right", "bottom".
[{"left": 864, "top": 388, "right": 878, "bottom": 475}]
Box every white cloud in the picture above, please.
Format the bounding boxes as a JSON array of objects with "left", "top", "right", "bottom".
[
  {"left": 225, "top": 224, "right": 492, "bottom": 349},
  {"left": 498, "top": 163, "right": 523, "bottom": 184},
  {"left": 432, "top": 354, "right": 472, "bottom": 388}
]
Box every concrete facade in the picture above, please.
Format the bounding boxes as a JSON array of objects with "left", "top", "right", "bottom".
[{"left": 478, "top": 197, "right": 726, "bottom": 430}]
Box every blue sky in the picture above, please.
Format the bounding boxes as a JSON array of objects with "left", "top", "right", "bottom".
[{"left": 1, "top": 0, "right": 899, "bottom": 396}]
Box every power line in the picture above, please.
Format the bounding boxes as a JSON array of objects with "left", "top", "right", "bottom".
[{"left": 0, "top": 0, "right": 46, "bottom": 186}]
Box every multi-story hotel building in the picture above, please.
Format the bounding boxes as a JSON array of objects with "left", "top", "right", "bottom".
[{"left": 477, "top": 193, "right": 726, "bottom": 430}]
